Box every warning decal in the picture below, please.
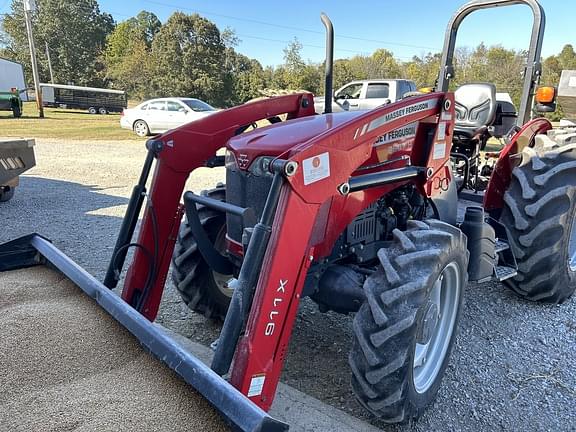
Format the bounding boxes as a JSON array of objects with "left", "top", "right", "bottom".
[
  {"left": 303, "top": 152, "right": 330, "bottom": 185},
  {"left": 433, "top": 142, "right": 447, "bottom": 160},
  {"left": 248, "top": 374, "right": 266, "bottom": 397},
  {"left": 437, "top": 122, "right": 446, "bottom": 141}
]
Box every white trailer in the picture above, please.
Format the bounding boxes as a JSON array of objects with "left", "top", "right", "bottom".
[{"left": 0, "top": 58, "right": 28, "bottom": 101}]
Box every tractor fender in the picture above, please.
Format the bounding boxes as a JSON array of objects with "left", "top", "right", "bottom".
[{"left": 483, "top": 118, "right": 552, "bottom": 215}]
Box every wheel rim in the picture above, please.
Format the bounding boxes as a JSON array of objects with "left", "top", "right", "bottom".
[
  {"left": 213, "top": 272, "right": 235, "bottom": 297},
  {"left": 211, "top": 227, "right": 234, "bottom": 298},
  {"left": 568, "top": 214, "right": 576, "bottom": 272},
  {"left": 413, "top": 262, "right": 461, "bottom": 394},
  {"left": 134, "top": 122, "right": 147, "bottom": 136}
]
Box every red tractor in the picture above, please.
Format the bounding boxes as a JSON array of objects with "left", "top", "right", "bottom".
[{"left": 3, "top": 0, "right": 575, "bottom": 429}]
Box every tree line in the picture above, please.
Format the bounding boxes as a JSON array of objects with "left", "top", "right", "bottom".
[{"left": 1, "top": 0, "right": 575, "bottom": 117}]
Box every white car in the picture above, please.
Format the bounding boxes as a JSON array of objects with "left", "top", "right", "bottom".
[{"left": 121, "top": 97, "right": 217, "bottom": 137}]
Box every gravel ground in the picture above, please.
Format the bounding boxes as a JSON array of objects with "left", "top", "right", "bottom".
[{"left": 1, "top": 137, "right": 575, "bottom": 431}]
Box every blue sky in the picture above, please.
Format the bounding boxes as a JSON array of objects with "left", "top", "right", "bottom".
[{"left": 1, "top": 0, "right": 571, "bottom": 66}]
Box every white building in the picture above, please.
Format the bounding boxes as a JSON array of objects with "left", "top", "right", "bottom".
[{"left": 0, "top": 58, "right": 28, "bottom": 101}]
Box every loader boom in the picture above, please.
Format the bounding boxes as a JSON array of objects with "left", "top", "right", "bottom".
[
  {"left": 113, "top": 94, "right": 316, "bottom": 318},
  {"left": 115, "top": 90, "right": 454, "bottom": 410}
]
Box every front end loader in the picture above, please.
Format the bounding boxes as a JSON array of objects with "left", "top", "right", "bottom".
[{"left": 1, "top": 0, "right": 574, "bottom": 429}]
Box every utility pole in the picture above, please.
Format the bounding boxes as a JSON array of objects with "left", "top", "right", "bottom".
[
  {"left": 45, "top": 41, "right": 54, "bottom": 84},
  {"left": 23, "top": 0, "right": 44, "bottom": 118}
]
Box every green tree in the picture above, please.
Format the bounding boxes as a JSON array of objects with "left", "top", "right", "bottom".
[
  {"left": 148, "top": 12, "right": 226, "bottom": 106},
  {"left": 279, "top": 38, "right": 306, "bottom": 90},
  {"left": 103, "top": 11, "right": 160, "bottom": 98},
  {"left": 542, "top": 44, "right": 576, "bottom": 120},
  {"left": 333, "top": 58, "right": 356, "bottom": 90},
  {"left": 217, "top": 29, "right": 268, "bottom": 105},
  {"left": 1, "top": 0, "right": 114, "bottom": 86},
  {"left": 403, "top": 52, "right": 441, "bottom": 88},
  {"left": 269, "top": 38, "right": 322, "bottom": 94},
  {"left": 224, "top": 53, "right": 267, "bottom": 104},
  {"left": 127, "top": 10, "right": 161, "bottom": 46}
]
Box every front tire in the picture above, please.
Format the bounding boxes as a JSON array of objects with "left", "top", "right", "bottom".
[
  {"left": 500, "top": 142, "right": 576, "bottom": 303},
  {"left": 171, "top": 187, "right": 233, "bottom": 320},
  {"left": 133, "top": 120, "right": 150, "bottom": 137},
  {"left": 98, "top": 107, "right": 108, "bottom": 115},
  {"left": 349, "top": 220, "right": 468, "bottom": 423}
]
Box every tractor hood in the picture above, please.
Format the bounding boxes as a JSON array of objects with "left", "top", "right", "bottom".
[{"left": 227, "top": 110, "right": 365, "bottom": 170}]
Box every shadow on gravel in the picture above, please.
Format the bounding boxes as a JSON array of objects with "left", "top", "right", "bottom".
[{"left": 0, "top": 176, "right": 128, "bottom": 278}]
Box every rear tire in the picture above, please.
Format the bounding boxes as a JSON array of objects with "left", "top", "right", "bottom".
[
  {"left": 349, "top": 220, "right": 468, "bottom": 423},
  {"left": 500, "top": 143, "right": 576, "bottom": 303},
  {"left": 171, "top": 186, "right": 233, "bottom": 320},
  {"left": 0, "top": 186, "right": 15, "bottom": 202},
  {"left": 98, "top": 107, "right": 107, "bottom": 115},
  {"left": 133, "top": 120, "right": 150, "bottom": 137},
  {"left": 88, "top": 107, "right": 97, "bottom": 115}
]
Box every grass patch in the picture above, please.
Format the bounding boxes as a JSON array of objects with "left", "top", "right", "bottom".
[{"left": 0, "top": 102, "right": 139, "bottom": 140}]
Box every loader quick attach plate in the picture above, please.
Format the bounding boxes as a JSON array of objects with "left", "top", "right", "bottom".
[{"left": 0, "top": 235, "right": 288, "bottom": 432}]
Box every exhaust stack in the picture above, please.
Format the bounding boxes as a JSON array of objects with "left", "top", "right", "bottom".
[{"left": 321, "top": 13, "right": 334, "bottom": 114}]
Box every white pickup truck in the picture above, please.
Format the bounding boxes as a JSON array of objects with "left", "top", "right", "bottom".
[{"left": 314, "top": 79, "right": 417, "bottom": 114}]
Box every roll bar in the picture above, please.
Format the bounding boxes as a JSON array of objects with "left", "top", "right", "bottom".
[{"left": 437, "top": 0, "right": 546, "bottom": 125}]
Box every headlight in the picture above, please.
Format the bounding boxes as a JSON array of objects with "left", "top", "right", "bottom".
[{"left": 225, "top": 150, "right": 238, "bottom": 170}]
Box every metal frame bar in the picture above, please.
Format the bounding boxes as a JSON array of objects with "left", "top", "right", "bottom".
[
  {"left": 104, "top": 148, "right": 157, "bottom": 289},
  {"left": 184, "top": 191, "right": 257, "bottom": 227},
  {"left": 437, "top": 0, "right": 545, "bottom": 125},
  {"left": 183, "top": 192, "right": 235, "bottom": 275},
  {"left": 212, "top": 166, "right": 287, "bottom": 376},
  {"left": 348, "top": 166, "right": 425, "bottom": 192},
  {"left": 0, "top": 234, "right": 288, "bottom": 432}
]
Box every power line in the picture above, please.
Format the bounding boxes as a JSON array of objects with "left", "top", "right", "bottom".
[
  {"left": 141, "top": 0, "right": 440, "bottom": 51},
  {"left": 0, "top": 3, "right": 132, "bottom": 19},
  {"left": 235, "top": 33, "right": 418, "bottom": 61}
]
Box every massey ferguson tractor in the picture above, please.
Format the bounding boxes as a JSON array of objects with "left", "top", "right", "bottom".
[{"left": 1, "top": 0, "right": 575, "bottom": 430}]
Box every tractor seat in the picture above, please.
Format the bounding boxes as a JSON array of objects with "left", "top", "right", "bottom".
[{"left": 453, "top": 83, "right": 497, "bottom": 140}]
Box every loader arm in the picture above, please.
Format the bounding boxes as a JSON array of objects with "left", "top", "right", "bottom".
[
  {"left": 228, "top": 92, "right": 455, "bottom": 409},
  {"left": 117, "top": 93, "right": 316, "bottom": 319}
]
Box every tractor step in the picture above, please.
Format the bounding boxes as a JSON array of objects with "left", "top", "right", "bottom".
[
  {"left": 485, "top": 219, "right": 519, "bottom": 283},
  {"left": 494, "top": 265, "right": 517, "bottom": 281},
  {"left": 495, "top": 239, "right": 510, "bottom": 253}
]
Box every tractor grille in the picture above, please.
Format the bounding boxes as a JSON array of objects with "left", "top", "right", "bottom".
[{"left": 226, "top": 168, "right": 273, "bottom": 244}]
